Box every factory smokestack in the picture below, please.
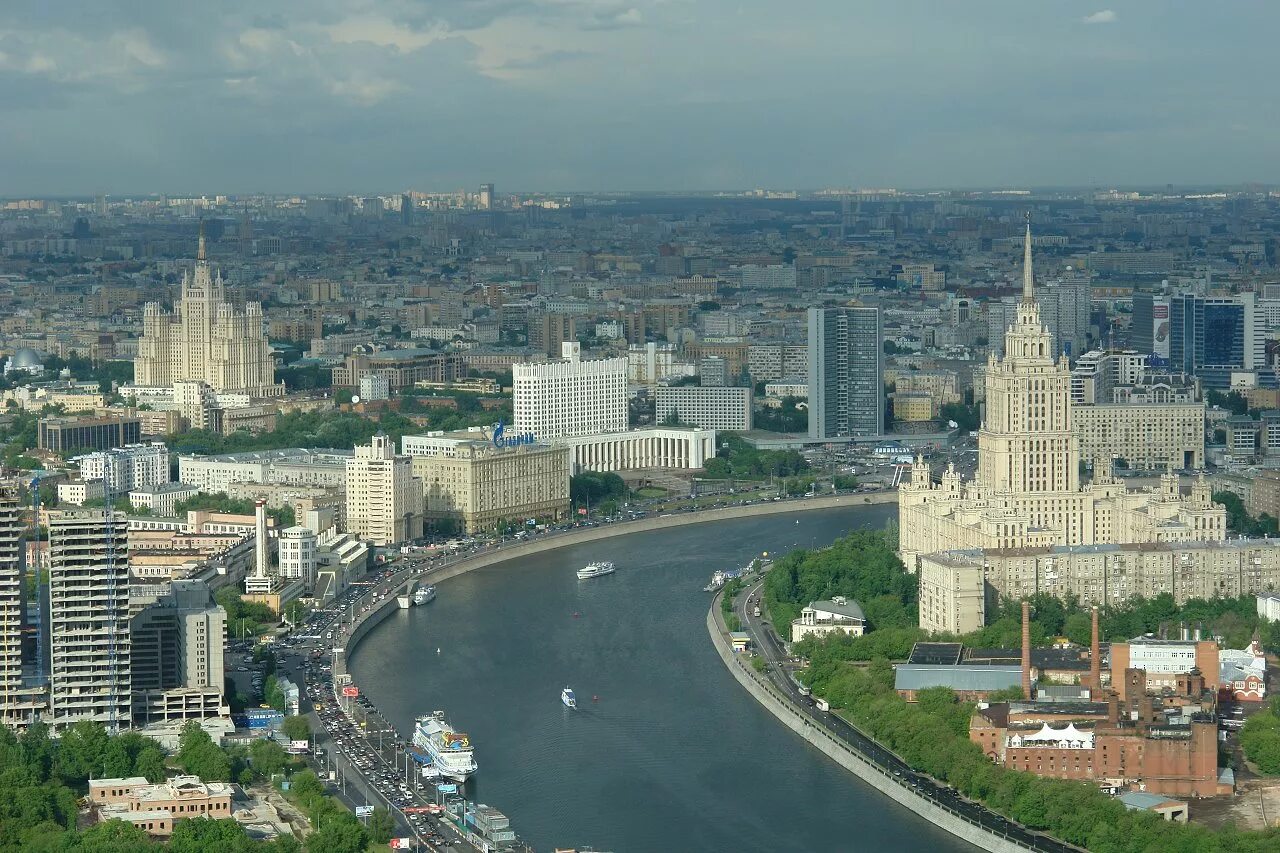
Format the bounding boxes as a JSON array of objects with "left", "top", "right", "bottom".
[
  {"left": 1090, "top": 606, "right": 1101, "bottom": 697},
  {"left": 254, "top": 499, "right": 269, "bottom": 578},
  {"left": 1021, "top": 600, "right": 1032, "bottom": 701}
]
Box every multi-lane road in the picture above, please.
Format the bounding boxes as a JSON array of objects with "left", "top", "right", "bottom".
[{"left": 732, "top": 577, "right": 1079, "bottom": 853}]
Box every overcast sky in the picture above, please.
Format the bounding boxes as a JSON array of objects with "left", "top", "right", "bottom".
[{"left": 2, "top": 1, "right": 1275, "bottom": 196}]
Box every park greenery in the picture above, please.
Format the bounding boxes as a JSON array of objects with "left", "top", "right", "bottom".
[
  {"left": 763, "top": 530, "right": 918, "bottom": 638},
  {"left": 569, "top": 470, "right": 627, "bottom": 512},
  {"left": 0, "top": 720, "right": 337, "bottom": 852},
  {"left": 162, "top": 410, "right": 415, "bottom": 456},
  {"left": 1240, "top": 698, "right": 1280, "bottom": 774},
  {"left": 701, "top": 434, "right": 808, "bottom": 481}
]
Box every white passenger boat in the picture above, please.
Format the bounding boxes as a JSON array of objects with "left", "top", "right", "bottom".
[
  {"left": 412, "top": 711, "right": 477, "bottom": 782},
  {"left": 576, "top": 561, "right": 615, "bottom": 580}
]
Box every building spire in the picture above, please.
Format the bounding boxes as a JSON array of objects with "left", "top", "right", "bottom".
[
  {"left": 1021, "top": 214, "right": 1034, "bottom": 302},
  {"left": 197, "top": 220, "right": 206, "bottom": 262}
]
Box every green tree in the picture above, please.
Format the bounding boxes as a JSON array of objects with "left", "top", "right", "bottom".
[
  {"left": 1242, "top": 711, "right": 1280, "bottom": 774},
  {"left": 288, "top": 770, "right": 324, "bottom": 801},
  {"left": 169, "top": 817, "right": 259, "bottom": 853},
  {"left": 249, "top": 739, "right": 289, "bottom": 779},
  {"left": 133, "top": 747, "right": 167, "bottom": 784},
  {"left": 176, "top": 722, "right": 231, "bottom": 782},
  {"left": 54, "top": 721, "right": 110, "bottom": 787},
  {"left": 570, "top": 471, "right": 627, "bottom": 507},
  {"left": 368, "top": 806, "right": 395, "bottom": 844},
  {"left": 281, "top": 716, "right": 311, "bottom": 743},
  {"left": 305, "top": 810, "right": 368, "bottom": 853},
  {"left": 75, "top": 818, "right": 155, "bottom": 852}
]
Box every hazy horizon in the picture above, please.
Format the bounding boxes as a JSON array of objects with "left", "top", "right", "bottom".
[{"left": 3, "top": 1, "right": 1276, "bottom": 196}]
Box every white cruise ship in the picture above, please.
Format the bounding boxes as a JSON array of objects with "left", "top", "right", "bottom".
[
  {"left": 576, "top": 561, "right": 615, "bottom": 580},
  {"left": 413, "top": 585, "right": 436, "bottom": 606},
  {"left": 413, "top": 711, "right": 477, "bottom": 782}
]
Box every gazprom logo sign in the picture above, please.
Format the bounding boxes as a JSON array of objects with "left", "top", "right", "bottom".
[{"left": 492, "top": 421, "right": 535, "bottom": 449}]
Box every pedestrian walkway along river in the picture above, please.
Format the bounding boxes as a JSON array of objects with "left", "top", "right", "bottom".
[{"left": 349, "top": 505, "right": 977, "bottom": 852}]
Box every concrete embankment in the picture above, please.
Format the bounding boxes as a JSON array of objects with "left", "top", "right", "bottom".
[
  {"left": 705, "top": 602, "right": 1033, "bottom": 853},
  {"left": 337, "top": 493, "right": 894, "bottom": 673}
]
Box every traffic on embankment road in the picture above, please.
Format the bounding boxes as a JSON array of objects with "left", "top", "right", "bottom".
[{"left": 720, "top": 576, "right": 1082, "bottom": 853}]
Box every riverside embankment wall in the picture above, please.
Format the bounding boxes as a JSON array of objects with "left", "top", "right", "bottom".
[{"left": 706, "top": 601, "right": 1035, "bottom": 853}]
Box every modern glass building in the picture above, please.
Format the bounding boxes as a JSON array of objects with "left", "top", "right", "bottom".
[{"left": 1168, "top": 294, "right": 1264, "bottom": 389}]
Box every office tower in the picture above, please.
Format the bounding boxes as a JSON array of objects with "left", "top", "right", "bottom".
[
  {"left": 1038, "top": 269, "right": 1091, "bottom": 359},
  {"left": 129, "top": 580, "right": 227, "bottom": 724},
  {"left": 1169, "top": 293, "right": 1264, "bottom": 389},
  {"left": 135, "top": 224, "right": 283, "bottom": 396},
  {"left": 48, "top": 510, "right": 130, "bottom": 731},
  {"left": 807, "top": 305, "right": 883, "bottom": 440},
  {"left": 400, "top": 193, "right": 413, "bottom": 226},
  {"left": 513, "top": 342, "right": 628, "bottom": 440},
  {"left": 345, "top": 434, "right": 423, "bottom": 546},
  {"left": 479, "top": 183, "right": 494, "bottom": 210}
]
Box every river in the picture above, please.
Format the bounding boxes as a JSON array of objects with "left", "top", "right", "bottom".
[{"left": 348, "top": 505, "right": 975, "bottom": 853}]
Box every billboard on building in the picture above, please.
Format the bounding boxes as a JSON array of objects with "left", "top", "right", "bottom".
[{"left": 1152, "top": 298, "right": 1170, "bottom": 359}]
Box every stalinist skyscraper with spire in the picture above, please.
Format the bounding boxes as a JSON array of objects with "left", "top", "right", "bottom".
[
  {"left": 135, "top": 224, "right": 283, "bottom": 397},
  {"left": 901, "top": 222, "right": 1237, "bottom": 632}
]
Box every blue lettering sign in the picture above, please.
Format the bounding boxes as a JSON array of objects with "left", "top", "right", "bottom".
[{"left": 491, "top": 421, "right": 535, "bottom": 449}]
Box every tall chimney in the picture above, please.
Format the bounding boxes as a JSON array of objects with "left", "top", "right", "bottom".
[
  {"left": 254, "top": 499, "right": 269, "bottom": 578},
  {"left": 1090, "top": 606, "right": 1101, "bottom": 697},
  {"left": 1021, "top": 600, "right": 1032, "bottom": 701}
]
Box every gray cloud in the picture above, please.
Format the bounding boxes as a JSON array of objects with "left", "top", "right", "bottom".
[{"left": 0, "top": 2, "right": 1275, "bottom": 195}]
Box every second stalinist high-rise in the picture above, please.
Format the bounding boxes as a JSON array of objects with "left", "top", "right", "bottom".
[
  {"left": 976, "top": 224, "right": 1079, "bottom": 497},
  {"left": 899, "top": 222, "right": 1227, "bottom": 575},
  {"left": 135, "top": 224, "right": 283, "bottom": 397}
]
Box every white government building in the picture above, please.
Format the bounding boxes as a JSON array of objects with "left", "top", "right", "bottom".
[
  {"left": 514, "top": 341, "right": 717, "bottom": 473},
  {"left": 902, "top": 226, "right": 1266, "bottom": 635}
]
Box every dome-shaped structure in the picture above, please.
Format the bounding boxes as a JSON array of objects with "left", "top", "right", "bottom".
[{"left": 9, "top": 348, "right": 42, "bottom": 370}]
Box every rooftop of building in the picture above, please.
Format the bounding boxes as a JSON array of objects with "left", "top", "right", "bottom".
[
  {"left": 1118, "top": 791, "right": 1184, "bottom": 812},
  {"left": 803, "top": 597, "right": 865, "bottom": 621},
  {"left": 130, "top": 482, "right": 198, "bottom": 496},
  {"left": 180, "top": 447, "right": 353, "bottom": 463},
  {"left": 894, "top": 663, "right": 1024, "bottom": 692},
  {"left": 908, "top": 642, "right": 964, "bottom": 666},
  {"left": 966, "top": 646, "right": 1098, "bottom": 672},
  {"left": 1008, "top": 700, "right": 1111, "bottom": 718}
]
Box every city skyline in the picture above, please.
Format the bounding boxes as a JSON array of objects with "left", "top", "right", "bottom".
[{"left": 3, "top": 2, "right": 1278, "bottom": 195}]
